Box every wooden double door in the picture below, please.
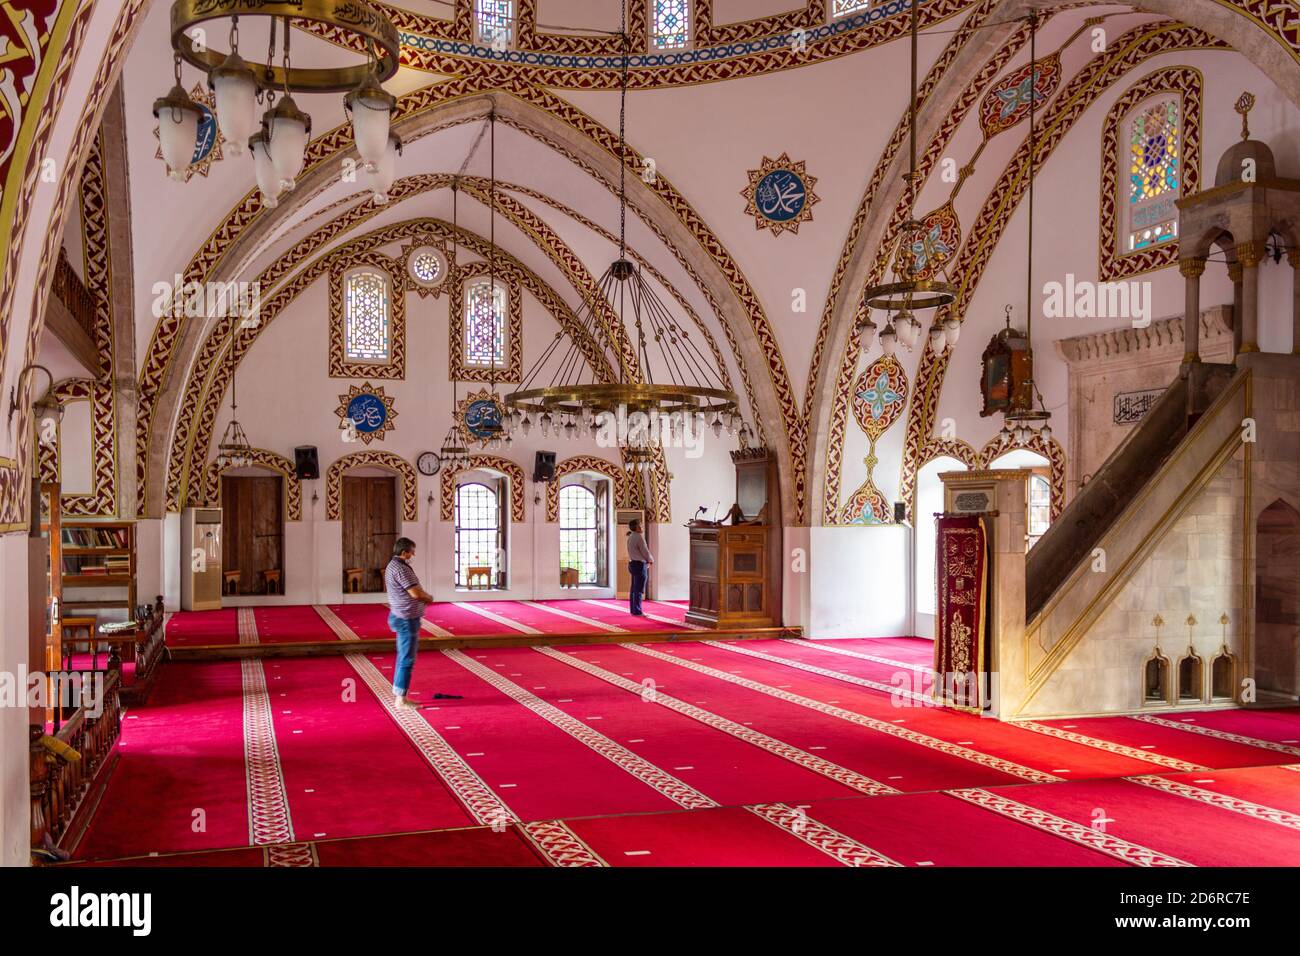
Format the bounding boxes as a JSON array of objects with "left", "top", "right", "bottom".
[
  {"left": 221, "top": 475, "right": 284, "bottom": 595},
  {"left": 342, "top": 476, "right": 397, "bottom": 592}
]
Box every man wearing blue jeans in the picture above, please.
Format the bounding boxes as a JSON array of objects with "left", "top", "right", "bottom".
[
  {"left": 626, "top": 518, "right": 653, "bottom": 616},
  {"left": 384, "top": 538, "right": 436, "bottom": 708}
]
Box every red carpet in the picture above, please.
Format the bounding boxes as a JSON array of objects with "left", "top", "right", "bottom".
[
  {"left": 72, "top": 634, "right": 1300, "bottom": 867},
  {"left": 74, "top": 662, "right": 251, "bottom": 859},
  {"left": 164, "top": 609, "right": 240, "bottom": 646}
]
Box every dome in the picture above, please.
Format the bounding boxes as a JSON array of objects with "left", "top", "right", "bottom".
[{"left": 1215, "top": 138, "right": 1277, "bottom": 186}]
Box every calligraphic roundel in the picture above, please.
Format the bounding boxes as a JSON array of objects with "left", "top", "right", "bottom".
[
  {"left": 741, "top": 153, "right": 821, "bottom": 237},
  {"left": 852, "top": 355, "right": 909, "bottom": 442},
  {"left": 335, "top": 381, "right": 398, "bottom": 445}
]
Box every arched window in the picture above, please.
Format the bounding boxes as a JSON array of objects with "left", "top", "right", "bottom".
[
  {"left": 1125, "top": 96, "right": 1181, "bottom": 253},
  {"left": 455, "top": 478, "right": 506, "bottom": 589},
  {"left": 464, "top": 278, "right": 506, "bottom": 369},
  {"left": 559, "top": 482, "right": 609, "bottom": 587},
  {"left": 651, "top": 0, "right": 689, "bottom": 50},
  {"left": 344, "top": 269, "right": 391, "bottom": 363},
  {"left": 476, "top": 0, "right": 512, "bottom": 45}
]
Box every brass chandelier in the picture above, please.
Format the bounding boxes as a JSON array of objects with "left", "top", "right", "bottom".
[
  {"left": 154, "top": 0, "right": 401, "bottom": 206},
  {"left": 858, "top": 0, "right": 958, "bottom": 356},
  {"left": 503, "top": 8, "right": 739, "bottom": 448}
]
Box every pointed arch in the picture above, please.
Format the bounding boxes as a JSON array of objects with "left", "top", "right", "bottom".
[
  {"left": 545, "top": 455, "right": 628, "bottom": 522},
  {"left": 440, "top": 455, "right": 525, "bottom": 522},
  {"left": 326, "top": 451, "right": 418, "bottom": 521},
  {"left": 202, "top": 448, "right": 303, "bottom": 521}
]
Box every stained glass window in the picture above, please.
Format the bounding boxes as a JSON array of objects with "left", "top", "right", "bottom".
[
  {"left": 344, "top": 269, "right": 390, "bottom": 362},
  {"left": 560, "top": 485, "right": 599, "bottom": 584},
  {"left": 832, "top": 0, "right": 872, "bottom": 17},
  {"left": 455, "top": 480, "right": 504, "bottom": 588},
  {"left": 651, "top": 0, "right": 689, "bottom": 50},
  {"left": 465, "top": 279, "right": 506, "bottom": 368},
  {"left": 476, "top": 0, "right": 512, "bottom": 45},
  {"left": 1126, "top": 97, "right": 1180, "bottom": 253}
]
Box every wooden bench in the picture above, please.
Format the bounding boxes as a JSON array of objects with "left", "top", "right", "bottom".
[
  {"left": 344, "top": 568, "right": 364, "bottom": 593},
  {"left": 222, "top": 570, "right": 241, "bottom": 595},
  {"left": 560, "top": 567, "right": 579, "bottom": 588},
  {"left": 60, "top": 617, "right": 98, "bottom": 670},
  {"left": 261, "top": 569, "right": 282, "bottom": 595},
  {"left": 466, "top": 566, "right": 493, "bottom": 590}
]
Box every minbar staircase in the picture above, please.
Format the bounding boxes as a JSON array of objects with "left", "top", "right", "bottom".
[{"left": 1014, "top": 360, "right": 1244, "bottom": 716}]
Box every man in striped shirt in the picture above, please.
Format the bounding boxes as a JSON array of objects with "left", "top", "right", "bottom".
[{"left": 385, "top": 538, "right": 435, "bottom": 708}]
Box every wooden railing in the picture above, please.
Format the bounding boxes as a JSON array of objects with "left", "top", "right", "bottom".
[
  {"left": 30, "top": 670, "right": 122, "bottom": 855},
  {"left": 52, "top": 247, "right": 96, "bottom": 339},
  {"left": 29, "top": 596, "right": 166, "bottom": 858}
]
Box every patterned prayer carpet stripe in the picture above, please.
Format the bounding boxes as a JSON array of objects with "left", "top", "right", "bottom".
[
  {"left": 631, "top": 644, "right": 1059, "bottom": 784},
  {"left": 240, "top": 658, "right": 295, "bottom": 845},
  {"left": 945, "top": 788, "right": 1193, "bottom": 867},
  {"left": 521, "top": 600, "right": 627, "bottom": 632},
  {"left": 1125, "top": 775, "right": 1300, "bottom": 830},
  {"left": 313, "top": 604, "right": 358, "bottom": 642},
  {"left": 238, "top": 607, "right": 259, "bottom": 645},
  {"left": 782, "top": 638, "right": 931, "bottom": 674},
  {"left": 586, "top": 598, "right": 707, "bottom": 630},
  {"left": 420, "top": 617, "right": 454, "bottom": 637},
  {"left": 707, "top": 639, "right": 931, "bottom": 705},
  {"left": 1131, "top": 714, "right": 1300, "bottom": 758},
  {"left": 454, "top": 601, "right": 543, "bottom": 634},
  {"left": 534, "top": 646, "right": 899, "bottom": 797},
  {"left": 519, "top": 820, "right": 609, "bottom": 867},
  {"left": 313, "top": 605, "right": 519, "bottom": 828},
  {"left": 265, "top": 843, "right": 318, "bottom": 867},
  {"left": 1015, "top": 721, "right": 1210, "bottom": 772},
  {"left": 442, "top": 648, "right": 717, "bottom": 810},
  {"left": 745, "top": 803, "right": 902, "bottom": 867}
]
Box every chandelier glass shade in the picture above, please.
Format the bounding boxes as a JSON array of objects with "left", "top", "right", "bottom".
[{"left": 157, "top": 0, "right": 399, "bottom": 206}]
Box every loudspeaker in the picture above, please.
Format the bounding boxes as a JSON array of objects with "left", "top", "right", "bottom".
[
  {"left": 533, "top": 450, "right": 557, "bottom": 482},
  {"left": 893, "top": 502, "right": 908, "bottom": 524},
  {"left": 294, "top": 445, "right": 320, "bottom": 480}
]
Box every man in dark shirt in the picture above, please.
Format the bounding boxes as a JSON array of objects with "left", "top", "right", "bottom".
[
  {"left": 385, "top": 538, "right": 436, "bottom": 707},
  {"left": 626, "top": 519, "right": 653, "bottom": 616}
]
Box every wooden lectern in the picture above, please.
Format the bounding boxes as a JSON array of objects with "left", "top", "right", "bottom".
[{"left": 686, "top": 447, "right": 781, "bottom": 627}]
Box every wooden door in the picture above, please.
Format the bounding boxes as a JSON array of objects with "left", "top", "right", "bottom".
[
  {"left": 343, "top": 476, "right": 397, "bottom": 592},
  {"left": 221, "top": 475, "right": 284, "bottom": 594},
  {"left": 614, "top": 509, "right": 643, "bottom": 599}
]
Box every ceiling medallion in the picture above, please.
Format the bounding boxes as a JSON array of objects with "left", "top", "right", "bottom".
[
  {"left": 741, "top": 153, "right": 820, "bottom": 236},
  {"left": 457, "top": 389, "right": 507, "bottom": 447},
  {"left": 153, "top": 83, "right": 223, "bottom": 181},
  {"left": 335, "top": 381, "right": 397, "bottom": 445}
]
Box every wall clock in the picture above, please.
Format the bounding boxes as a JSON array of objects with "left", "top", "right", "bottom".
[{"left": 416, "top": 451, "right": 442, "bottom": 476}]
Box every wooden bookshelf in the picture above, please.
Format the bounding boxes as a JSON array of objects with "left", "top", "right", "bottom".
[{"left": 58, "top": 519, "right": 136, "bottom": 622}]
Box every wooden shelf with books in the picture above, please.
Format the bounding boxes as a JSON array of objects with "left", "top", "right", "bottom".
[{"left": 58, "top": 519, "right": 136, "bottom": 626}]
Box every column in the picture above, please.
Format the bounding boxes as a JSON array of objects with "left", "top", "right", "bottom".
[
  {"left": 1179, "top": 256, "right": 1206, "bottom": 364},
  {"left": 1237, "top": 240, "right": 1263, "bottom": 354},
  {"left": 1228, "top": 260, "right": 1244, "bottom": 356}
]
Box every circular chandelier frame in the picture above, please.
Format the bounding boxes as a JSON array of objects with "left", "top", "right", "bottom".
[{"left": 170, "top": 0, "right": 401, "bottom": 93}]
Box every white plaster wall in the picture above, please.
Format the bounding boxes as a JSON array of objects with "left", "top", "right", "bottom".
[{"left": 807, "top": 525, "right": 913, "bottom": 638}]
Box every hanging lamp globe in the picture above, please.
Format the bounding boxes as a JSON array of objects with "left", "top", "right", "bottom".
[
  {"left": 153, "top": 82, "right": 205, "bottom": 180},
  {"left": 208, "top": 51, "right": 258, "bottom": 156}
]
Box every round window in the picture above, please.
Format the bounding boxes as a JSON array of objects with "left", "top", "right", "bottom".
[{"left": 407, "top": 246, "right": 446, "bottom": 287}]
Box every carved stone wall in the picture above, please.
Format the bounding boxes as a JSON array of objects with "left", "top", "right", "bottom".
[{"left": 1054, "top": 306, "right": 1233, "bottom": 496}]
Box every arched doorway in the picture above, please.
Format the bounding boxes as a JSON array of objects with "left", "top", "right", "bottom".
[
  {"left": 220, "top": 468, "right": 285, "bottom": 595},
  {"left": 341, "top": 468, "right": 399, "bottom": 593},
  {"left": 1255, "top": 499, "right": 1300, "bottom": 701}
]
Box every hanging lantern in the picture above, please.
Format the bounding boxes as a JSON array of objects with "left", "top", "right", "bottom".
[
  {"left": 153, "top": 81, "right": 204, "bottom": 181},
  {"left": 248, "top": 130, "right": 282, "bottom": 208},
  {"left": 209, "top": 52, "right": 258, "bottom": 157},
  {"left": 943, "top": 317, "right": 961, "bottom": 348},
  {"left": 345, "top": 70, "right": 397, "bottom": 172},
  {"left": 928, "top": 323, "right": 947, "bottom": 354},
  {"left": 263, "top": 94, "right": 311, "bottom": 192},
  {"left": 369, "top": 132, "right": 400, "bottom": 204},
  {"left": 879, "top": 323, "right": 898, "bottom": 357}
]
